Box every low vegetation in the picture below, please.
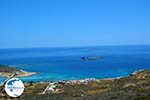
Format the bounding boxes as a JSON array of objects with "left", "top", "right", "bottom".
[
  {"left": 0, "top": 66, "right": 150, "bottom": 100},
  {"left": 19, "top": 70, "right": 150, "bottom": 100}
]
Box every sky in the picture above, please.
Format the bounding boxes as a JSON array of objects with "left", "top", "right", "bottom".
[{"left": 0, "top": 0, "right": 150, "bottom": 48}]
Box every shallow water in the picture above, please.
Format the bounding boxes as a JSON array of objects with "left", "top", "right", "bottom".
[{"left": 0, "top": 45, "right": 150, "bottom": 82}]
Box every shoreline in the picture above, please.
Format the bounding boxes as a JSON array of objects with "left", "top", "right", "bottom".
[
  {"left": 0, "top": 64, "right": 37, "bottom": 78},
  {"left": 0, "top": 68, "right": 147, "bottom": 83},
  {"left": 0, "top": 71, "right": 37, "bottom": 78},
  {"left": 23, "top": 69, "right": 146, "bottom": 83},
  {"left": 16, "top": 70, "right": 37, "bottom": 77},
  {"left": 8, "top": 69, "right": 150, "bottom": 100}
]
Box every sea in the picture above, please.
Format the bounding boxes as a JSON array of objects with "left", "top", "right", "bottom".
[{"left": 0, "top": 45, "right": 150, "bottom": 82}]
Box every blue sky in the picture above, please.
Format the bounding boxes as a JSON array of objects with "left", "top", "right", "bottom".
[{"left": 0, "top": 0, "right": 150, "bottom": 48}]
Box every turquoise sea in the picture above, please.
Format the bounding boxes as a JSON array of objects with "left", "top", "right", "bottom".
[{"left": 0, "top": 45, "right": 150, "bottom": 82}]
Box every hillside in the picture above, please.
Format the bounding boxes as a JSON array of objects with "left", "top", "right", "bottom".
[
  {"left": 17, "top": 69, "right": 150, "bottom": 100},
  {"left": 0, "top": 68, "right": 150, "bottom": 100}
]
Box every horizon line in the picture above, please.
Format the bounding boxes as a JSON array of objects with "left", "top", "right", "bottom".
[{"left": 0, "top": 44, "right": 150, "bottom": 49}]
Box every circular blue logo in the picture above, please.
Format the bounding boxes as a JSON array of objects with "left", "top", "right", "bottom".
[{"left": 5, "top": 78, "right": 25, "bottom": 97}]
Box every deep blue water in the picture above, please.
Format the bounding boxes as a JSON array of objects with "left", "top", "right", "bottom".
[{"left": 0, "top": 45, "right": 150, "bottom": 82}]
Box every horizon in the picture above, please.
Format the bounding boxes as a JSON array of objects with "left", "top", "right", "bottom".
[
  {"left": 1, "top": 0, "right": 150, "bottom": 48},
  {"left": 0, "top": 44, "right": 150, "bottom": 49}
]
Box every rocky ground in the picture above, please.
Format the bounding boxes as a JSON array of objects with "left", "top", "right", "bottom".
[
  {"left": 0, "top": 68, "right": 150, "bottom": 100},
  {"left": 19, "top": 69, "right": 150, "bottom": 100}
]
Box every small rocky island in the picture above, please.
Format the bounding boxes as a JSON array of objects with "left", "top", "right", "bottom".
[
  {"left": 81, "top": 56, "right": 104, "bottom": 60},
  {"left": 0, "top": 64, "right": 36, "bottom": 77}
]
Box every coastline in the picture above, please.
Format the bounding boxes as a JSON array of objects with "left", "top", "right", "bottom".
[
  {"left": 15, "top": 70, "right": 37, "bottom": 77},
  {"left": 0, "top": 71, "right": 37, "bottom": 77},
  {"left": 0, "top": 64, "right": 37, "bottom": 77},
  {"left": 1, "top": 68, "right": 150, "bottom": 100},
  {"left": 23, "top": 69, "right": 147, "bottom": 83},
  {"left": 0, "top": 64, "right": 148, "bottom": 83},
  {"left": 18, "top": 69, "right": 150, "bottom": 100}
]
